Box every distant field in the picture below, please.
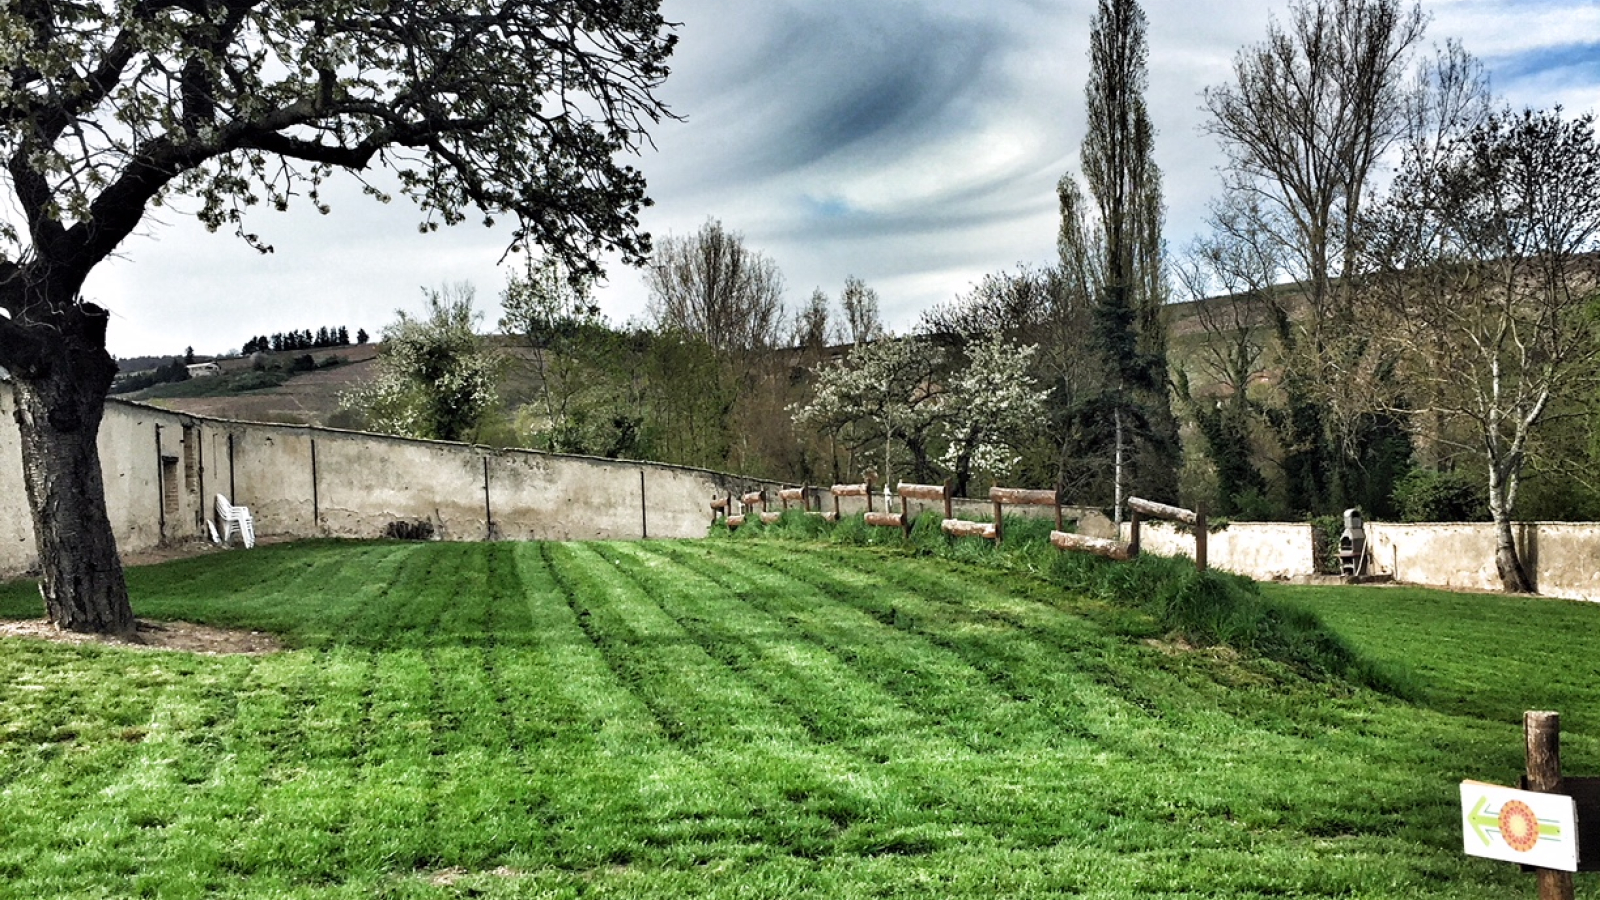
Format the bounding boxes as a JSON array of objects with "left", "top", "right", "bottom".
[
  {"left": 1, "top": 538, "right": 1596, "bottom": 898},
  {"left": 117, "top": 345, "right": 383, "bottom": 427}
]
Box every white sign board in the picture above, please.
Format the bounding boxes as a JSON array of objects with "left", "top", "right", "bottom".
[{"left": 1460, "top": 781, "right": 1579, "bottom": 872}]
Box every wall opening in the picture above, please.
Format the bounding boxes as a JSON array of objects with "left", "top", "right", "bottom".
[
  {"left": 161, "top": 455, "right": 180, "bottom": 536},
  {"left": 182, "top": 426, "right": 198, "bottom": 493}
]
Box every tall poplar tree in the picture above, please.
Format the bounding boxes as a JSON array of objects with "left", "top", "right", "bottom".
[{"left": 1077, "top": 0, "right": 1179, "bottom": 516}]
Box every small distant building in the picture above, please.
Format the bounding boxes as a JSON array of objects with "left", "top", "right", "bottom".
[{"left": 186, "top": 362, "right": 222, "bottom": 378}]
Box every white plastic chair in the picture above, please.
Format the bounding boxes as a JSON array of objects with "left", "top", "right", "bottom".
[{"left": 215, "top": 494, "right": 256, "bottom": 549}]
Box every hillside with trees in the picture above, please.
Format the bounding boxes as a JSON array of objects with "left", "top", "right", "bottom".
[{"left": 149, "top": 0, "right": 1600, "bottom": 565}]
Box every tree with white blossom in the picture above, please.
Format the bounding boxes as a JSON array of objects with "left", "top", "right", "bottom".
[
  {"left": 939, "top": 336, "right": 1051, "bottom": 496},
  {"left": 792, "top": 334, "right": 1049, "bottom": 495},
  {"left": 342, "top": 284, "right": 503, "bottom": 444}
]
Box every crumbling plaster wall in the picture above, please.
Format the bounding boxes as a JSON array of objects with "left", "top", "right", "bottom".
[
  {"left": 0, "top": 389, "right": 759, "bottom": 577},
  {"left": 1364, "top": 521, "right": 1600, "bottom": 603},
  {"left": 1127, "top": 518, "right": 1600, "bottom": 602}
]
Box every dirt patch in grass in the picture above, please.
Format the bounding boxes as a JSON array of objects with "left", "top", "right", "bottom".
[
  {"left": 0, "top": 618, "right": 284, "bottom": 655},
  {"left": 427, "top": 867, "right": 526, "bottom": 887},
  {"left": 3, "top": 540, "right": 291, "bottom": 655}
]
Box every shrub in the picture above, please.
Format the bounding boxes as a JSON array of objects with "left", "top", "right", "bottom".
[{"left": 1392, "top": 468, "right": 1489, "bottom": 522}]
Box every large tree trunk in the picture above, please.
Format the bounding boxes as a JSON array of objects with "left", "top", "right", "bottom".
[
  {"left": 1492, "top": 513, "right": 1533, "bottom": 594},
  {"left": 7, "top": 309, "right": 135, "bottom": 636},
  {"left": 1487, "top": 464, "right": 1534, "bottom": 594}
]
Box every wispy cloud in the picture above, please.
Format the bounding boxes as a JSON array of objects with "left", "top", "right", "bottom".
[{"left": 80, "top": 0, "right": 1600, "bottom": 355}]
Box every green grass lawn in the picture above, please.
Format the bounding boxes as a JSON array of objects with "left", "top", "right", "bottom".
[
  {"left": 1263, "top": 581, "right": 1600, "bottom": 736},
  {"left": 1, "top": 537, "right": 1596, "bottom": 898}
]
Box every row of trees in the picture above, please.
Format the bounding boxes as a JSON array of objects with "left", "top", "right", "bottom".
[
  {"left": 241, "top": 327, "right": 366, "bottom": 355},
  {"left": 258, "top": 0, "right": 1600, "bottom": 600},
  {"left": 1177, "top": 0, "right": 1600, "bottom": 591}
]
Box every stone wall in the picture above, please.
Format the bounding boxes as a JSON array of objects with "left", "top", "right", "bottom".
[
  {"left": 1126, "top": 518, "right": 1600, "bottom": 602},
  {"left": 5, "top": 384, "right": 1597, "bottom": 601},
  {"left": 1364, "top": 522, "right": 1600, "bottom": 603},
  {"left": 0, "top": 389, "right": 760, "bottom": 577},
  {"left": 1121, "top": 520, "right": 1316, "bottom": 582}
]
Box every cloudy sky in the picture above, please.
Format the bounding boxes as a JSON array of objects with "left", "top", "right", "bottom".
[{"left": 85, "top": 0, "right": 1600, "bottom": 358}]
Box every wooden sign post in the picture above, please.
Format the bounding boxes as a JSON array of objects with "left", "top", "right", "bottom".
[{"left": 1460, "top": 711, "right": 1600, "bottom": 898}]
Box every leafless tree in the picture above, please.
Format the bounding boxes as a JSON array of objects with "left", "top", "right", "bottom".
[
  {"left": 1200, "top": 0, "right": 1428, "bottom": 511},
  {"left": 647, "top": 219, "right": 786, "bottom": 351},
  {"left": 840, "top": 276, "right": 884, "bottom": 345},
  {"left": 1361, "top": 108, "right": 1600, "bottom": 592},
  {"left": 918, "top": 265, "right": 1058, "bottom": 339},
  {"left": 792, "top": 288, "right": 835, "bottom": 350}
]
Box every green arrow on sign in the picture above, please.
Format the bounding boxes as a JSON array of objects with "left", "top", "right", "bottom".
[
  {"left": 1467, "top": 796, "right": 1563, "bottom": 847},
  {"left": 1470, "top": 796, "right": 1498, "bottom": 846}
]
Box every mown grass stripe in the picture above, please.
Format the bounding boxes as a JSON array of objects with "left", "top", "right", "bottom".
[
  {"left": 601, "top": 541, "right": 932, "bottom": 747},
  {"left": 4, "top": 538, "right": 1592, "bottom": 897},
  {"left": 646, "top": 540, "right": 1053, "bottom": 756},
  {"left": 592, "top": 542, "right": 944, "bottom": 834},
  {"left": 529, "top": 542, "right": 763, "bottom": 865},
  {"left": 643, "top": 541, "right": 1181, "bottom": 846},
  {"left": 790, "top": 546, "right": 1251, "bottom": 742}
]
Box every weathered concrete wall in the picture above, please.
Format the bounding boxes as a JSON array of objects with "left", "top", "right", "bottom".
[
  {"left": 1120, "top": 520, "right": 1316, "bottom": 581},
  {"left": 0, "top": 388, "right": 764, "bottom": 577},
  {"left": 0, "top": 387, "right": 30, "bottom": 567},
  {"left": 5, "top": 384, "right": 1598, "bottom": 602},
  {"left": 1122, "top": 518, "right": 1600, "bottom": 602},
  {"left": 2, "top": 386, "right": 202, "bottom": 572},
  {"left": 1364, "top": 522, "right": 1600, "bottom": 603}
]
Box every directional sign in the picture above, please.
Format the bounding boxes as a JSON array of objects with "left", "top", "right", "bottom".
[{"left": 1460, "top": 781, "right": 1579, "bottom": 872}]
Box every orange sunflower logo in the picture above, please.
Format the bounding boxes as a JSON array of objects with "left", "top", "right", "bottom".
[{"left": 1498, "top": 800, "right": 1541, "bottom": 852}]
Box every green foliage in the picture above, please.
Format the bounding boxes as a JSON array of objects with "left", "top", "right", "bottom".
[
  {"left": 1188, "top": 390, "right": 1269, "bottom": 517},
  {"left": 341, "top": 284, "right": 504, "bottom": 443},
  {"left": 126, "top": 367, "right": 289, "bottom": 399},
  {"left": 1309, "top": 515, "right": 1343, "bottom": 575},
  {"left": 1392, "top": 468, "right": 1490, "bottom": 522},
  {"left": 110, "top": 357, "right": 191, "bottom": 394}
]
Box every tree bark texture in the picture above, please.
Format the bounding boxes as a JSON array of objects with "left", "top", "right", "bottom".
[
  {"left": 7, "top": 317, "right": 134, "bottom": 636},
  {"left": 1488, "top": 463, "right": 1534, "bottom": 593},
  {"left": 1493, "top": 515, "right": 1534, "bottom": 595},
  {"left": 1525, "top": 711, "right": 1574, "bottom": 900}
]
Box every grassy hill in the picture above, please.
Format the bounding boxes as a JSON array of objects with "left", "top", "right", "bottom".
[
  {"left": 114, "top": 338, "right": 550, "bottom": 432},
  {"left": 1, "top": 531, "right": 1595, "bottom": 898},
  {"left": 115, "top": 344, "right": 384, "bottom": 427}
]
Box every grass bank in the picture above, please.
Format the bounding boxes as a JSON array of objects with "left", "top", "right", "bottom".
[
  {"left": 0, "top": 539, "right": 1595, "bottom": 897},
  {"left": 719, "top": 510, "right": 1405, "bottom": 692}
]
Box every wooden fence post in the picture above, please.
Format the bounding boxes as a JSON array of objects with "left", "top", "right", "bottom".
[
  {"left": 1195, "top": 502, "right": 1207, "bottom": 572},
  {"left": 1526, "top": 710, "right": 1574, "bottom": 900},
  {"left": 1128, "top": 509, "right": 1141, "bottom": 558}
]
